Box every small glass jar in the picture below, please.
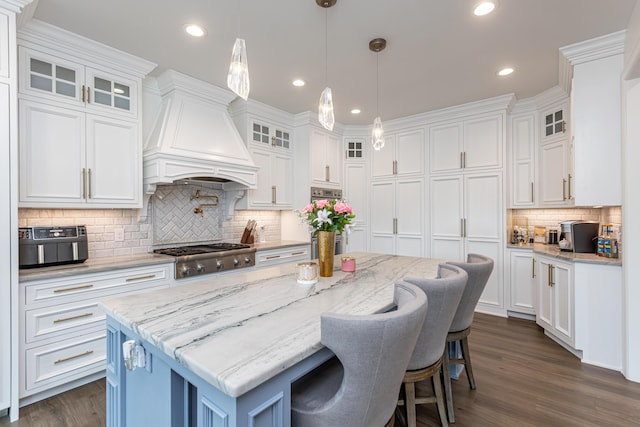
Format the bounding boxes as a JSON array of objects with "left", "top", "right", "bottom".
[
  {"left": 297, "top": 262, "right": 318, "bottom": 285},
  {"left": 341, "top": 256, "right": 356, "bottom": 272}
]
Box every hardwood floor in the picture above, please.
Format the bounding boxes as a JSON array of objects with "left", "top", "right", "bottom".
[{"left": 2, "top": 313, "right": 639, "bottom": 426}]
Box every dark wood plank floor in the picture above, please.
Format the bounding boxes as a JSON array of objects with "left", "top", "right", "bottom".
[{"left": 2, "top": 313, "right": 640, "bottom": 426}]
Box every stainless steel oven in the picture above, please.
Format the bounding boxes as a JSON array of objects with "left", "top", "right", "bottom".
[{"left": 310, "top": 187, "right": 344, "bottom": 258}]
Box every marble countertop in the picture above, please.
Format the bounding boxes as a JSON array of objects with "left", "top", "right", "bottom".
[
  {"left": 18, "top": 253, "right": 175, "bottom": 283},
  {"left": 100, "top": 252, "right": 442, "bottom": 398},
  {"left": 507, "top": 243, "right": 622, "bottom": 266}
]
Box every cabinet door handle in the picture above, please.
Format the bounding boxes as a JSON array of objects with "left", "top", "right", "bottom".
[
  {"left": 463, "top": 151, "right": 467, "bottom": 168},
  {"left": 291, "top": 251, "right": 305, "bottom": 256},
  {"left": 54, "top": 350, "right": 94, "bottom": 365},
  {"left": 548, "top": 264, "right": 555, "bottom": 286},
  {"left": 126, "top": 274, "right": 157, "bottom": 282},
  {"left": 87, "top": 86, "right": 91, "bottom": 103},
  {"left": 568, "top": 174, "right": 572, "bottom": 200},
  {"left": 325, "top": 165, "right": 330, "bottom": 182},
  {"left": 271, "top": 136, "right": 276, "bottom": 147},
  {"left": 53, "top": 312, "right": 94, "bottom": 324},
  {"left": 54, "top": 284, "right": 94, "bottom": 293},
  {"left": 460, "top": 218, "right": 464, "bottom": 238},
  {"left": 392, "top": 160, "right": 397, "bottom": 175},
  {"left": 271, "top": 186, "right": 276, "bottom": 204},
  {"left": 81, "top": 85, "right": 85, "bottom": 103},
  {"left": 532, "top": 258, "right": 535, "bottom": 279},
  {"left": 87, "top": 168, "right": 92, "bottom": 199},
  {"left": 463, "top": 218, "right": 467, "bottom": 238},
  {"left": 82, "top": 168, "right": 86, "bottom": 199},
  {"left": 562, "top": 179, "right": 567, "bottom": 200},
  {"left": 460, "top": 152, "right": 464, "bottom": 169},
  {"left": 266, "top": 255, "right": 280, "bottom": 260},
  {"left": 531, "top": 182, "right": 535, "bottom": 203},
  {"left": 562, "top": 120, "right": 566, "bottom": 133}
]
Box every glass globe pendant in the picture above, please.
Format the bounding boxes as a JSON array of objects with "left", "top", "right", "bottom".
[
  {"left": 372, "top": 116, "right": 384, "bottom": 150},
  {"left": 318, "top": 87, "right": 335, "bottom": 131}
]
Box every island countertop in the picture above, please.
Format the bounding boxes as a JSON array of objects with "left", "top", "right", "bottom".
[{"left": 100, "top": 252, "right": 442, "bottom": 398}]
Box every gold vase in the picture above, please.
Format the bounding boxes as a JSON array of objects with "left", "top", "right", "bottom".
[{"left": 317, "top": 230, "right": 336, "bottom": 277}]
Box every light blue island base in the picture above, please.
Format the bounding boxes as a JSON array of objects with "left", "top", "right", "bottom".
[{"left": 106, "top": 317, "right": 334, "bottom": 427}]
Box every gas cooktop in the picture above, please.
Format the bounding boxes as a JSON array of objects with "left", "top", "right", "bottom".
[{"left": 153, "top": 243, "right": 251, "bottom": 257}]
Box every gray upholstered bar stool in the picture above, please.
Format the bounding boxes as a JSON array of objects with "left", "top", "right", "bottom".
[
  {"left": 397, "top": 264, "right": 468, "bottom": 427},
  {"left": 290, "top": 281, "right": 428, "bottom": 427},
  {"left": 443, "top": 253, "right": 494, "bottom": 423}
]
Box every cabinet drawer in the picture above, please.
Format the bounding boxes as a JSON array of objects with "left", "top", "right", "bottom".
[
  {"left": 25, "top": 301, "right": 105, "bottom": 344},
  {"left": 24, "top": 265, "right": 171, "bottom": 306},
  {"left": 24, "top": 332, "right": 106, "bottom": 393},
  {"left": 256, "top": 246, "right": 310, "bottom": 267}
]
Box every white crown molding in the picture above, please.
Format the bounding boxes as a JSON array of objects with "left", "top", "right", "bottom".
[
  {"left": 230, "top": 97, "right": 296, "bottom": 128},
  {"left": 559, "top": 30, "right": 625, "bottom": 94},
  {"left": 534, "top": 85, "right": 568, "bottom": 110},
  {"left": 154, "top": 69, "right": 236, "bottom": 106},
  {"left": 292, "top": 111, "right": 345, "bottom": 134},
  {"left": 17, "top": 19, "right": 156, "bottom": 78},
  {"left": 510, "top": 97, "right": 538, "bottom": 115},
  {"left": 0, "top": 0, "right": 32, "bottom": 13}
]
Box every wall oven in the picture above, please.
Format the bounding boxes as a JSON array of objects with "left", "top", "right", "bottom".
[{"left": 310, "top": 187, "right": 344, "bottom": 259}]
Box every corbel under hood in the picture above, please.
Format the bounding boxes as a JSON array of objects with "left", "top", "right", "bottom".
[{"left": 143, "top": 70, "right": 258, "bottom": 216}]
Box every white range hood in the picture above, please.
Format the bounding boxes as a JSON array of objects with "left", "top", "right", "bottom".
[{"left": 143, "top": 69, "right": 258, "bottom": 216}]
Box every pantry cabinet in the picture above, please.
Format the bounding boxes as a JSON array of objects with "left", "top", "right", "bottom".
[
  {"left": 370, "top": 177, "right": 424, "bottom": 256},
  {"left": 535, "top": 254, "right": 574, "bottom": 347},
  {"left": 429, "top": 114, "right": 503, "bottom": 174},
  {"left": 19, "top": 263, "right": 172, "bottom": 403},
  {"left": 310, "top": 128, "right": 341, "bottom": 187},
  {"left": 16, "top": 24, "right": 155, "bottom": 209},
  {"left": 343, "top": 150, "right": 368, "bottom": 252},
  {"left": 371, "top": 129, "right": 424, "bottom": 178},
  {"left": 430, "top": 171, "right": 504, "bottom": 315}
]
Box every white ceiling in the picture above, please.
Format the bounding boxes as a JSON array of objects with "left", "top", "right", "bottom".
[{"left": 28, "top": 0, "right": 637, "bottom": 125}]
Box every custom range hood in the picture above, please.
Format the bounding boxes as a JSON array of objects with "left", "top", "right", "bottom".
[{"left": 143, "top": 70, "right": 258, "bottom": 216}]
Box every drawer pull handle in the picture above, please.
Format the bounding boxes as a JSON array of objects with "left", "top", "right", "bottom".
[
  {"left": 126, "top": 274, "right": 156, "bottom": 282},
  {"left": 54, "top": 350, "right": 94, "bottom": 365},
  {"left": 266, "top": 255, "right": 281, "bottom": 260},
  {"left": 53, "top": 312, "right": 94, "bottom": 324},
  {"left": 291, "top": 251, "right": 305, "bottom": 256},
  {"left": 53, "top": 284, "right": 94, "bottom": 293}
]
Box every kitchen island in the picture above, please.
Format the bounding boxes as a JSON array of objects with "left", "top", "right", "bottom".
[{"left": 101, "top": 252, "right": 442, "bottom": 427}]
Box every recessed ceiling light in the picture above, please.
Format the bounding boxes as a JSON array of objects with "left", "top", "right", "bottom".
[
  {"left": 292, "top": 79, "right": 305, "bottom": 87},
  {"left": 185, "top": 24, "right": 207, "bottom": 37},
  {"left": 498, "top": 67, "right": 514, "bottom": 76},
  {"left": 474, "top": 1, "right": 497, "bottom": 16},
  {"left": 351, "top": 109, "right": 361, "bottom": 114}
]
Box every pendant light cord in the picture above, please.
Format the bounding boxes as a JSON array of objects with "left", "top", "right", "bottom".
[
  {"left": 324, "top": 8, "right": 328, "bottom": 86},
  {"left": 376, "top": 53, "right": 379, "bottom": 117}
]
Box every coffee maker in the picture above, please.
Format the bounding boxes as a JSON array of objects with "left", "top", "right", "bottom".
[{"left": 559, "top": 221, "right": 599, "bottom": 253}]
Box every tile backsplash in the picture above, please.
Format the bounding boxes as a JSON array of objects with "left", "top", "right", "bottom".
[{"left": 19, "top": 183, "right": 282, "bottom": 259}]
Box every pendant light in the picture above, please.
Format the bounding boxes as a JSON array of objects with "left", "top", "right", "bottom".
[
  {"left": 317, "top": 0, "right": 336, "bottom": 131},
  {"left": 227, "top": 38, "right": 250, "bottom": 100},
  {"left": 370, "top": 38, "right": 386, "bottom": 150}
]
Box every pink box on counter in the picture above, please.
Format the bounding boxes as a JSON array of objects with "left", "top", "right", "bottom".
[{"left": 341, "top": 256, "right": 356, "bottom": 272}]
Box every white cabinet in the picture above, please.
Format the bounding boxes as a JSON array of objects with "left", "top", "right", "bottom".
[
  {"left": 255, "top": 244, "right": 310, "bottom": 267},
  {"left": 310, "top": 129, "right": 341, "bottom": 187},
  {"left": 506, "top": 248, "right": 535, "bottom": 315},
  {"left": 19, "top": 100, "right": 139, "bottom": 207},
  {"left": 535, "top": 255, "right": 574, "bottom": 347},
  {"left": 571, "top": 53, "right": 623, "bottom": 206},
  {"left": 344, "top": 158, "right": 368, "bottom": 253},
  {"left": 509, "top": 112, "right": 537, "bottom": 207},
  {"left": 538, "top": 137, "right": 573, "bottom": 206},
  {"left": 241, "top": 147, "right": 292, "bottom": 209},
  {"left": 16, "top": 28, "right": 154, "bottom": 209},
  {"left": 370, "top": 178, "right": 424, "bottom": 257},
  {"left": 0, "top": 11, "right": 9, "bottom": 80},
  {"left": 19, "top": 47, "right": 138, "bottom": 119},
  {"left": 19, "top": 264, "right": 172, "bottom": 402},
  {"left": 430, "top": 114, "right": 503, "bottom": 174},
  {"left": 371, "top": 129, "right": 424, "bottom": 178},
  {"left": 430, "top": 172, "right": 504, "bottom": 314}
]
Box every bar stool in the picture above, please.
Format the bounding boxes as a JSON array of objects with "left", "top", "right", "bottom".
[
  {"left": 397, "top": 263, "right": 468, "bottom": 427},
  {"left": 291, "top": 281, "right": 428, "bottom": 427},
  {"left": 443, "top": 253, "right": 494, "bottom": 423}
]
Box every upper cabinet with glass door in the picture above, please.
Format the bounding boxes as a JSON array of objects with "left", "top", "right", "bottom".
[
  {"left": 19, "top": 47, "right": 137, "bottom": 119},
  {"left": 251, "top": 121, "right": 291, "bottom": 150}
]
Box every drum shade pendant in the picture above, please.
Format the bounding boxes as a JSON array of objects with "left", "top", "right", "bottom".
[
  {"left": 370, "top": 38, "right": 386, "bottom": 150},
  {"left": 317, "top": 0, "right": 336, "bottom": 131},
  {"left": 227, "top": 38, "right": 250, "bottom": 100}
]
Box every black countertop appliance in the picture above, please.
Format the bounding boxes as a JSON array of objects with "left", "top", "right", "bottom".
[
  {"left": 19, "top": 225, "right": 89, "bottom": 268},
  {"left": 559, "top": 221, "right": 599, "bottom": 253}
]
